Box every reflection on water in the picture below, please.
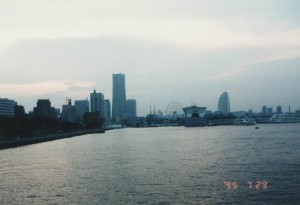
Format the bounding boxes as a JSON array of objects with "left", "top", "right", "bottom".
[{"left": 0, "top": 124, "right": 300, "bottom": 204}]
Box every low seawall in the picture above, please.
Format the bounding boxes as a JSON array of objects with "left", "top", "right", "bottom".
[{"left": 0, "top": 128, "right": 105, "bottom": 150}]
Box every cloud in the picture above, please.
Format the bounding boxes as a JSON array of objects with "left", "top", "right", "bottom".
[{"left": 0, "top": 81, "right": 94, "bottom": 97}]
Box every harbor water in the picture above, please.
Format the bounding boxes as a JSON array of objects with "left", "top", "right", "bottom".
[{"left": 0, "top": 124, "right": 299, "bottom": 204}]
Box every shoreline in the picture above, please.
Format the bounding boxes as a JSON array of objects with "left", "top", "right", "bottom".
[{"left": 0, "top": 128, "right": 105, "bottom": 150}]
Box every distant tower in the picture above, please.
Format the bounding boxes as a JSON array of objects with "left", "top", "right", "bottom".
[
  {"left": 112, "top": 73, "right": 126, "bottom": 121},
  {"left": 90, "top": 89, "right": 105, "bottom": 118},
  {"left": 218, "top": 92, "right": 230, "bottom": 115}
]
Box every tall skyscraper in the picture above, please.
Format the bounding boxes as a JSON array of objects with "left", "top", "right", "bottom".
[
  {"left": 126, "top": 99, "right": 137, "bottom": 118},
  {"left": 218, "top": 92, "right": 230, "bottom": 115},
  {"left": 112, "top": 73, "right": 126, "bottom": 121},
  {"left": 90, "top": 90, "right": 105, "bottom": 118}
]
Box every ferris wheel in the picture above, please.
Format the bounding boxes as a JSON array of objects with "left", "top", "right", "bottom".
[{"left": 165, "top": 101, "right": 183, "bottom": 118}]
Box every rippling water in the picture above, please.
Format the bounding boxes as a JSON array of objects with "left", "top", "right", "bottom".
[{"left": 1, "top": 124, "right": 300, "bottom": 204}]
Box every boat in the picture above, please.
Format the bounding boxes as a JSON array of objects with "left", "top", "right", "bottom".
[
  {"left": 234, "top": 118, "right": 256, "bottom": 125},
  {"left": 269, "top": 114, "right": 300, "bottom": 123},
  {"left": 182, "top": 106, "right": 207, "bottom": 127}
]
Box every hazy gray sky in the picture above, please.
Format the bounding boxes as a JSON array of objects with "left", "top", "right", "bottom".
[{"left": 0, "top": 0, "right": 299, "bottom": 115}]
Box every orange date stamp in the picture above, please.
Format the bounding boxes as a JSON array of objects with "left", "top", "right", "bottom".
[{"left": 224, "top": 180, "right": 268, "bottom": 190}]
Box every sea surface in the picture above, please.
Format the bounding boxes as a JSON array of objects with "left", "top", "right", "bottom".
[{"left": 0, "top": 124, "right": 299, "bottom": 205}]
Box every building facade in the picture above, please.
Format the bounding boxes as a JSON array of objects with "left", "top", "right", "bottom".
[
  {"left": 0, "top": 98, "right": 17, "bottom": 117},
  {"left": 112, "top": 73, "right": 126, "bottom": 121},
  {"left": 218, "top": 92, "right": 230, "bottom": 115},
  {"left": 104, "top": 99, "right": 111, "bottom": 120},
  {"left": 126, "top": 99, "right": 137, "bottom": 118},
  {"left": 61, "top": 99, "right": 76, "bottom": 123},
  {"left": 75, "top": 99, "right": 89, "bottom": 122},
  {"left": 33, "top": 99, "right": 56, "bottom": 119},
  {"left": 90, "top": 90, "right": 105, "bottom": 119},
  {"left": 276, "top": 106, "right": 282, "bottom": 114}
]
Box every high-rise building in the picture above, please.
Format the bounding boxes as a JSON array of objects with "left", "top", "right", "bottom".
[
  {"left": 104, "top": 99, "right": 111, "bottom": 120},
  {"left": 218, "top": 92, "right": 230, "bottom": 115},
  {"left": 90, "top": 90, "right": 105, "bottom": 118},
  {"left": 276, "top": 106, "right": 282, "bottom": 114},
  {"left": 75, "top": 99, "right": 89, "bottom": 121},
  {"left": 126, "top": 99, "right": 137, "bottom": 118},
  {"left": 33, "top": 99, "right": 56, "bottom": 119},
  {"left": 0, "top": 98, "right": 17, "bottom": 117},
  {"left": 61, "top": 99, "right": 77, "bottom": 123},
  {"left": 112, "top": 73, "right": 126, "bottom": 121}
]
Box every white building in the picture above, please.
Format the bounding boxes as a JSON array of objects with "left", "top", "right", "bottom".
[
  {"left": 0, "top": 98, "right": 17, "bottom": 117},
  {"left": 61, "top": 99, "right": 77, "bottom": 123}
]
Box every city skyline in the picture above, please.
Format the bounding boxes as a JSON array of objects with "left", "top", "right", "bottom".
[{"left": 0, "top": 1, "right": 299, "bottom": 115}]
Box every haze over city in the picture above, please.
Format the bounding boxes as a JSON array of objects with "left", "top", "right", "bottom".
[{"left": 0, "top": 0, "right": 299, "bottom": 115}]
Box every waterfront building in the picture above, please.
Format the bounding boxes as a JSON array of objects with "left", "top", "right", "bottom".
[
  {"left": 33, "top": 99, "right": 56, "bottom": 119},
  {"left": 112, "top": 73, "right": 126, "bottom": 122},
  {"left": 218, "top": 92, "right": 230, "bottom": 115},
  {"left": 182, "top": 106, "right": 207, "bottom": 127},
  {"left": 248, "top": 109, "right": 253, "bottom": 116},
  {"left": 267, "top": 107, "right": 273, "bottom": 116},
  {"left": 75, "top": 99, "right": 89, "bottom": 122},
  {"left": 15, "top": 105, "right": 25, "bottom": 118},
  {"left": 276, "top": 106, "right": 282, "bottom": 114},
  {"left": 61, "top": 99, "right": 76, "bottom": 123},
  {"left": 126, "top": 99, "right": 137, "bottom": 118},
  {"left": 83, "top": 112, "right": 102, "bottom": 128},
  {"left": 0, "top": 98, "right": 17, "bottom": 117},
  {"left": 262, "top": 105, "right": 268, "bottom": 116},
  {"left": 104, "top": 99, "right": 111, "bottom": 120},
  {"left": 90, "top": 90, "right": 105, "bottom": 119}
]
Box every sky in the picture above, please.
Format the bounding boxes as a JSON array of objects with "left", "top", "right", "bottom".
[{"left": 0, "top": 0, "right": 300, "bottom": 116}]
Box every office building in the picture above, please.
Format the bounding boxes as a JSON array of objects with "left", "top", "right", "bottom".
[
  {"left": 262, "top": 105, "right": 267, "bottom": 116},
  {"left": 75, "top": 99, "right": 89, "bottom": 121},
  {"left": 0, "top": 98, "right": 17, "bottom": 117},
  {"left": 218, "top": 92, "right": 230, "bottom": 115},
  {"left": 33, "top": 99, "right": 56, "bottom": 119},
  {"left": 90, "top": 90, "right": 105, "bottom": 119},
  {"left": 61, "top": 99, "right": 76, "bottom": 123},
  {"left": 112, "top": 73, "right": 126, "bottom": 121},
  {"left": 267, "top": 107, "right": 273, "bottom": 116},
  {"left": 126, "top": 99, "right": 137, "bottom": 118},
  {"left": 276, "top": 106, "right": 282, "bottom": 114}
]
